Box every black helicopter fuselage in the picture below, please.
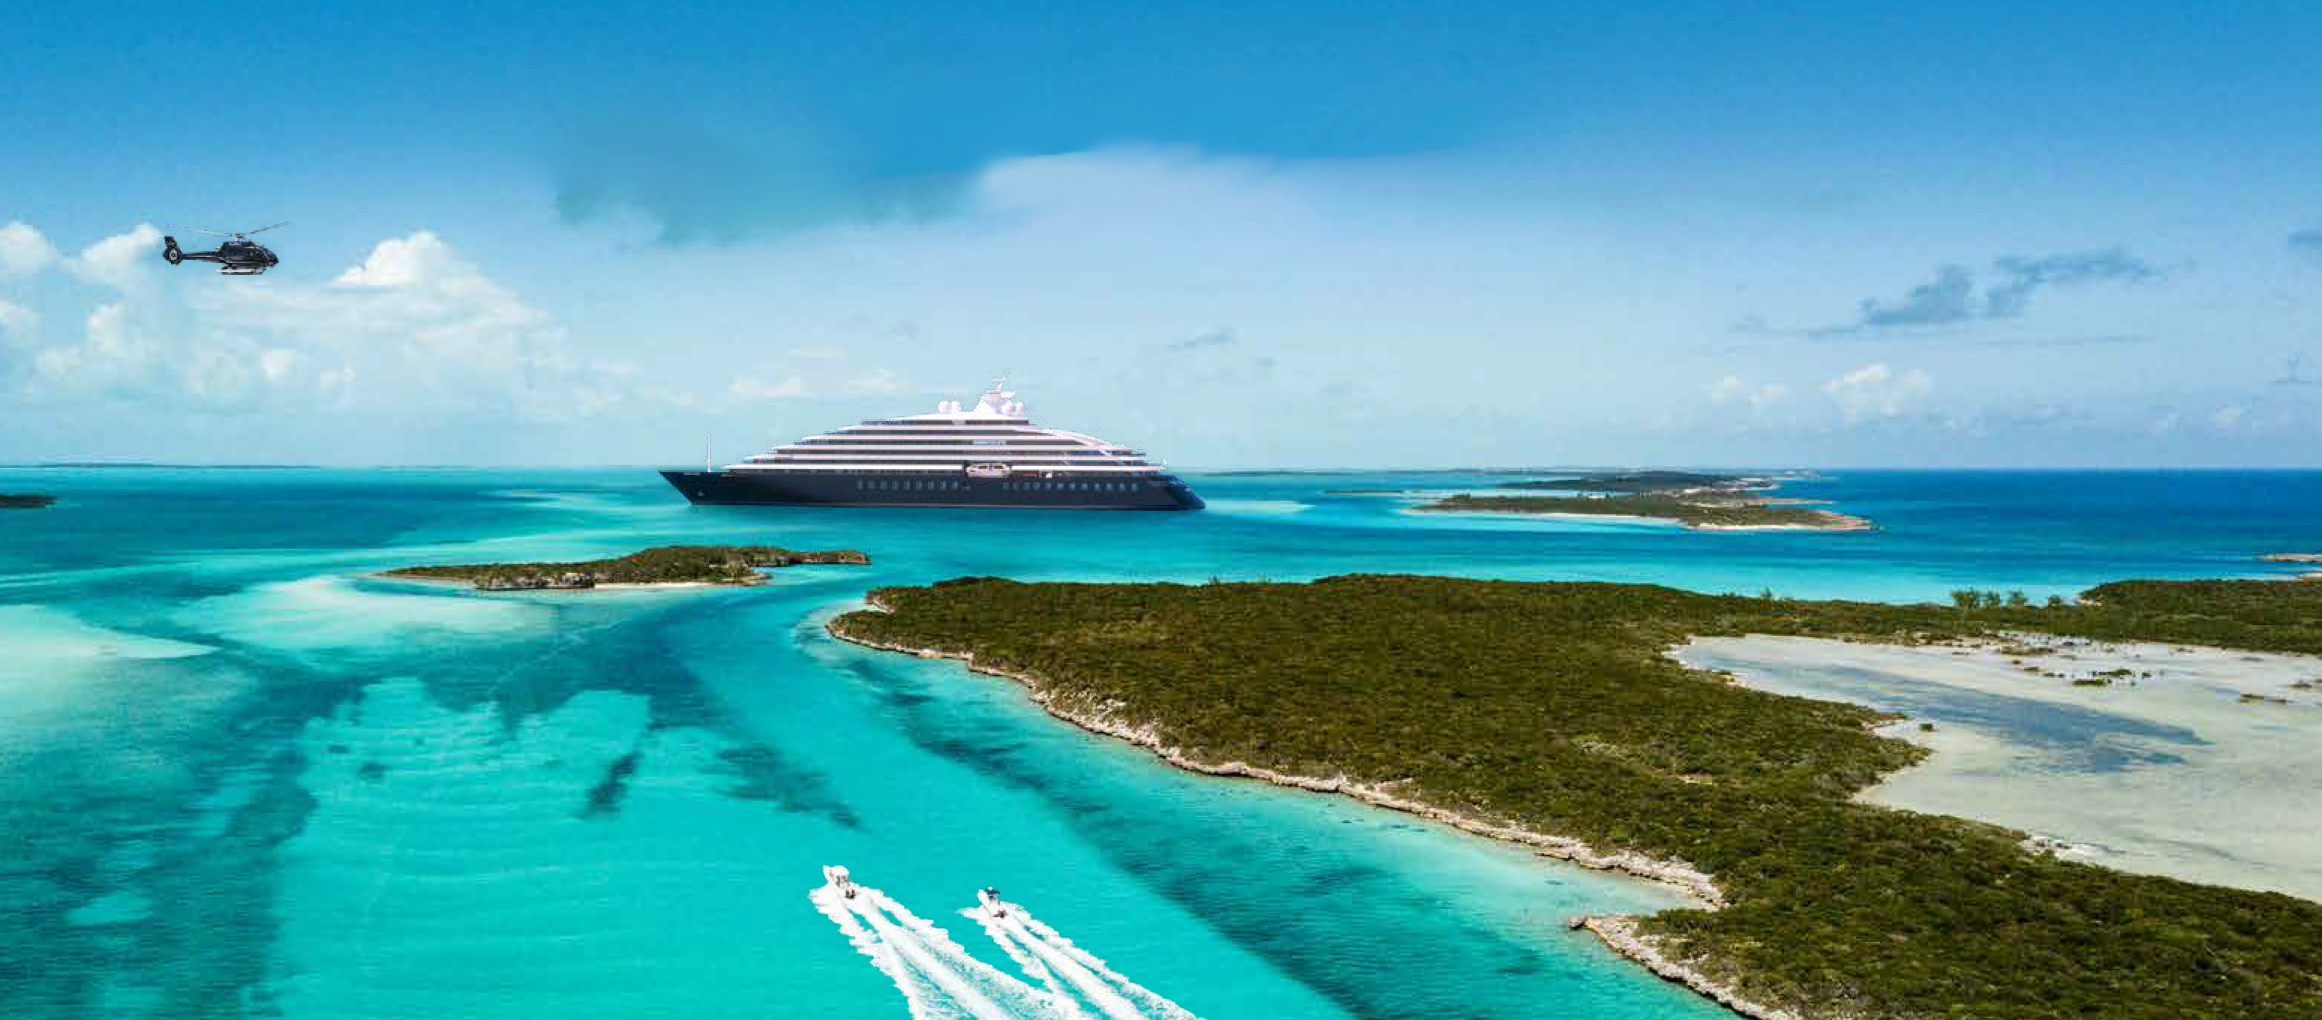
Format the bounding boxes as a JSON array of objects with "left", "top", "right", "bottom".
[{"left": 163, "top": 236, "right": 279, "bottom": 275}]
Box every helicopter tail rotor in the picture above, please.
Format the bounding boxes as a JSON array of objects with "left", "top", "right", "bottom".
[{"left": 162, "top": 236, "right": 183, "bottom": 265}]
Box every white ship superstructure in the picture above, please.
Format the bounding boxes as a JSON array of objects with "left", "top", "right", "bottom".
[
  {"left": 732, "top": 380, "right": 1164, "bottom": 482},
  {"left": 660, "top": 378, "right": 1204, "bottom": 510}
]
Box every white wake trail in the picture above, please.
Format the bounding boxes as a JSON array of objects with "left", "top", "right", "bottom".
[
  {"left": 972, "top": 896, "right": 1201, "bottom": 1020},
  {"left": 813, "top": 872, "right": 1081, "bottom": 1020},
  {"left": 813, "top": 884, "right": 956, "bottom": 1020}
]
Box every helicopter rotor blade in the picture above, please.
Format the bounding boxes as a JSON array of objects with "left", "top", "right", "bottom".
[
  {"left": 164, "top": 226, "right": 237, "bottom": 238},
  {"left": 238, "top": 222, "right": 290, "bottom": 237}
]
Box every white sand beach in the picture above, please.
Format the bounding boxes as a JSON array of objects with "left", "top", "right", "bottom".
[{"left": 1674, "top": 634, "right": 2322, "bottom": 901}]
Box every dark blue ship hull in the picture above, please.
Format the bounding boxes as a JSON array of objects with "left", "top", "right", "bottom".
[{"left": 659, "top": 470, "right": 1204, "bottom": 510}]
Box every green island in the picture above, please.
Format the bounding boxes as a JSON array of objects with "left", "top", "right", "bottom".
[
  {"left": 1419, "top": 491, "right": 1874, "bottom": 531},
  {"left": 0, "top": 493, "right": 57, "bottom": 509},
  {"left": 383, "top": 544, "right": 869, "bottom": 590},
  {"left": 830, "top": 576, "right": 2322, "bottom": 1020}
]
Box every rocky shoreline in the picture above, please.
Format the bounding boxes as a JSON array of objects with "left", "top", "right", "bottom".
[
  {"left": 826, "top": 597, "right": 1795, "bottom": 1019},
  {"left": 0, "top": 493, "right": 57, "bottom": 509},
  {"left": 1577, "top": 916, "right": 1802, "bottom": 1020}
]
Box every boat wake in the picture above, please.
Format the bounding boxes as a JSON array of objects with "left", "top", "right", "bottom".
[
  {"left": 966, "top": 890, "right": 1199, "bottom": 1020},
  {"left": 813, "top": 868, "right": 1199, "bottom": 1020}
]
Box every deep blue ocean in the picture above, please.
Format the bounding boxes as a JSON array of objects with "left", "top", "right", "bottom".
[{"left": 3, "top": 468, "right": 2318, "bottom": 1019}]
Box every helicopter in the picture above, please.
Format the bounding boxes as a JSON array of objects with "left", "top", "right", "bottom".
[{"left": 161, "top": 223, "right": 286, "bottom": 275}]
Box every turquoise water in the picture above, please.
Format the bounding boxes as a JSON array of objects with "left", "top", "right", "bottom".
[{"left": 4, "top": 468, "right": 2319, "bottom": 1018}]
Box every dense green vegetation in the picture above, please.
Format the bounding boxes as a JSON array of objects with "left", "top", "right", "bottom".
[
  {"left": 833, "top": 576, "right": 2322, "bottom": 1020},
  {"left": 1420, "top": 492, "right": 1870, "bottom": 530},
  {"left": 0, "top": 493, "right": 57, "bottom": 508},
  {"left": 387, "top": 544, "right": 868, "bottom": 589}
]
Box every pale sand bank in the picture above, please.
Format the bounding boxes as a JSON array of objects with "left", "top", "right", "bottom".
[{"left": 1675, "top": 634, "right": 2322, "bottom": 901}]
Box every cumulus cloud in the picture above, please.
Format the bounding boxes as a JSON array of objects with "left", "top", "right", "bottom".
[
  {"left": 199, "top": 230, "right": 629, "bottom": 419},
  {"left": 1823, "top": 362, "right": 1932, "bottom": 422},
  {"left": 334, "top": 232, "right": 451, "bottom": 287},
  {"left": 9, "top": 226, "right": 673, "bottom": 424},
  {"left": 0, "top": 221, "right": 60, "bottom": 276},
  {"left": 259, "top": 348, "right": 302, "bottom": 383},
  {"left": 1706, "top": 375, "right": 1789, "bottom": 410},
  {"left": 70, "top": 224, "right": 163, "bottom": 291},
  {"left": 1812, "top": 247, "right": 2161, "bottom": 336},
  {"left": 33, "top": 302, "right": 162, "bottom": 395},
  {"left": 729, "top": 376, "right": 809, "bottom": 400}
]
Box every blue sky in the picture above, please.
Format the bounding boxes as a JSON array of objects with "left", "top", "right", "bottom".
[{"left": 5, "top": 2, "right": 2321, "bottom": 466}]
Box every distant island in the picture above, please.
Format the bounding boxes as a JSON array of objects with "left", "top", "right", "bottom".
[
  {"left": 1417, "top": 492, "right": 1874, "bottom": 531},
  {"left": 11, "top": 462, "right": 317, "bottom": 469},
  {"left": 0, "top": 494, "right": 57, "bottom": 509},
  {"left": 831, "top": 576, "right": 2322, "bottom": 1020},
  {"left": 1498, "top": 469, "right": 1771, "bottom": 494},
  {"left": 383, "top": 544, "right": 869, "bottom": 590},
  {"left": 2262, "top": 553, "right": 2322, "bottom": 580}
]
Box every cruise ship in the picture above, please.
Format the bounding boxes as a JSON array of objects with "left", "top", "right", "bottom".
[{"left": 660, "top": 380, "right": 1204, "bottom": 510}]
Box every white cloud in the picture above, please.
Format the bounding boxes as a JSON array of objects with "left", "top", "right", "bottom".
[
  {"left": 1823, "top": 362, "right": 1932, "bottom": 423},
  {"left": 2149, "top": 410, "right": 2181, "bottom": 435},
  {"left": 12, "top": 229, "right": 675, "bottom": 424},
  {"left": 70, "top": 224, "right": 162, "bottom": 291},
  {"left": 729, "top": 376, "right": 809, "bottom": 400},
  {"left": 0, "top": 299, "right": 35, "bottom": 343},
  {"left": 1707, "top": 376, "right": 1790, "bottom": 411},
  {"left": 0, "top": 222, "right": 59, "bottom": 276},
  {"left": 845, "top": 367, "right": 902, "bottom": 395},
  {"left": 317, "top": 365, "right": 358, "bottom": 402},
  {"left": 2210, "top": 404, "right": 2246, "bottom": 431},
  {"left": 334, "top": 231, "right": 451, "bottom": 287},
  {"left": 259, "top": 348, "right": 302, "bottom": 383},
  {"left": 201, "top": 230, "right": 659, "bottom": 421},
  {"left": 34, "top": 302, "right": 158, "bottom": 393}
]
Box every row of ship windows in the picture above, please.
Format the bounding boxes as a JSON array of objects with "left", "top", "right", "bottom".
[
  {"left": 857, "top": 479, "right": 970, "bottom": 491},
  {"left": 851, "top": 479, "right": 1148, "bottom": 492},
  {"left": 1000, "top": 481, "right": 1147, "bottom": 492}
]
